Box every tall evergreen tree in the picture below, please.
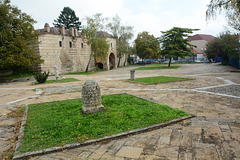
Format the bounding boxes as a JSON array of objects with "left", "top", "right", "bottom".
[
  {"left": 0, "top": 0, "right": 43, "bottom": 71},
  {"left": 53, "top": 7, "right": 81, "bottom": 30},
  {"left": 159, "top": 27, "right": 199, "bottom": 67}
]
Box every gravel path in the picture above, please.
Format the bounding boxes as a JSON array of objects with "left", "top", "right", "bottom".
[{"left": 206, "top": 85, "right": 240, "bottom": 96}]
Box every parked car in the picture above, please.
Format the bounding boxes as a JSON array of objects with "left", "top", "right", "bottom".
[
  {"left": 151, "top": 60, "right": 159, "bottom": 64},
  {"left": 136, "top": 60, "right": 145, "bottom": 65},
  {"left": 158, "top": 59, "right": 166, "bottom": 63},
  {"left": 146, "top": 59, "right": 159, "bottom": 64},
  {"left": 195, "top": 60, "right": 201, "bottom": 63},
  {"left": 163, "top": 60, "right": 175, "bottom": 63},
  {"left": 201, "top": 59, "right": 210, "bottom": 63}
]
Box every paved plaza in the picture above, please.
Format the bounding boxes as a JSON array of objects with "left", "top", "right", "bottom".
[{"left": 0, "top": 63, "right": 240, "bottom": 160}]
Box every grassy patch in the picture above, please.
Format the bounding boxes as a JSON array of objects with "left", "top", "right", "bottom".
[
  {"left": 34, "top": 78, "right": 79, "bottom": 85},
  {"left": 118, "top": 65, "right": 142, "bottom": 68},
  {"left": 131, "top": 76, "right": 191, "bottom": 84},
  {"left": 134, "top": 64, "right": 180, "bottom": 70},
  {"left": 0, "top": 72, "right": 34, "bottom": 81},
  {"left": 20, "top": 94, "right": 189, "bottom": 153},
  {"left": 65, "top": 70, "right": 106, "bottom": 75}
]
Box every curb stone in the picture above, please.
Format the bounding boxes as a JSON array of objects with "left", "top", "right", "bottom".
[
  {"left": 13, "top": 93, "right": 195, "bottom": 160},
  {"left": 14, "top": 105, "right": 28, "bottom": 154}
]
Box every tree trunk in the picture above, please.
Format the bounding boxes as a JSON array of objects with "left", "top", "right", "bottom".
[
  {"left": 117, "top": 57, "right": 121, "bottom": 67},
  {"left": 124, "top": 55, "right": 127, "bottom": 66},
  {"left": 85, "top": 51, "right": 93, "bottom": 72},
  {"left": 168, "top": 57, "right": 172, "bottom": 67}
]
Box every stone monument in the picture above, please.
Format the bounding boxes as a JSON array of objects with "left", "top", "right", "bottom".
[
  {"left": 54, "top": 65, "right": 59, "bottom": 81},
  {"left": 130, "top": 70, "right": 135, "bottom": 80},
  {"left": 81, "top": 79, "right": 104, "bottom": 114}
]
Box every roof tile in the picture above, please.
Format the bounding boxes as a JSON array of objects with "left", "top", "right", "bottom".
[{"left": 187, "top": 34, "right": 216, "bottom": 42}]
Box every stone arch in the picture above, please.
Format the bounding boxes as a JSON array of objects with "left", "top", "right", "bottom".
[
  {"left": 97, "top": 62, "right": 104, "bottom": 70},
  {"left": 109, "top": 53, "right": 115, "bottom": 70}
]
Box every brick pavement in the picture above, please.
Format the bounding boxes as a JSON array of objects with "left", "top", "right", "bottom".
[{"left": 1, "top": 63, "right": 240, "bottom": 160}]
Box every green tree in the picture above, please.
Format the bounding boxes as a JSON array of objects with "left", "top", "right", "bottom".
[
  {"left": 53, "top": 7, "right": 81, "bottom": 30},
  {"left": 129, "top": 44, "right": 137, "bottom": 56},
  {"left": 0, "top": 0, "right": 43, "bottom": 71},
  {"left": 159, "top": 27, "right": 199, "bottom": 67},
  {"left": 82, "top": 13, "right": 110, "bottom": 72},
  {"left": 107, "top": 15, "right": 134, "bottom": 67},
  {"left": 206, "top": 0, "right": 240, "bottom": 30},
  {"left": 135, "top": 32, "right": 160, "bottom": 63},
  {"left": 206, "top": 32, "right": 238, "bottom": 61},
  {"left": 126, "top": 45, "right": 137, "bottom": 65}
]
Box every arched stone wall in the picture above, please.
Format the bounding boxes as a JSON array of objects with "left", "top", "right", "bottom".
[
  {"left": 96, "top": 62, "right": 104, "bottom": 69},
  {"left": 109, "top": 53, "right": 116, "bottom": 70}
]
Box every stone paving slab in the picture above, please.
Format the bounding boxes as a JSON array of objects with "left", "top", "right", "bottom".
[
  {"left": 0, "top": 63, "right": 240, "bottom": 160},
  {"left": 115, "top": 146, "right": 143, "bottom": 159}
]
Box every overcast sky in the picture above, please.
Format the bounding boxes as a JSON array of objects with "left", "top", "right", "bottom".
[{"left": 11, "top": 0, "right": 231, "bottom": 41}]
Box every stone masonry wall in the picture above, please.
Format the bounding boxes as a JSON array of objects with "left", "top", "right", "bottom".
[
  {"left": 38, "top": 33, "right": 93, "bottom": 74},
  {"left": 37, "top": 33, "right": 119, "bottom": 75},
  {"left": 38, "top": 33, "right": 109, "bottom": 74}
]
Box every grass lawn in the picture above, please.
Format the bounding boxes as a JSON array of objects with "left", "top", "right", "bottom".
[
  {"left": 64, "top": 70, "right": 106, "bottom": 75},
  {"left": 20, "top": 94, "right": 189, "bottom": 153},
  {"left": 134, "top": 64, "right": 180, "bottom": 70},
  {"left": 131, "top": 76, "right": 191, "bottom": 84},
  {"left": 34, "top": 78, "right": 79, "bottom": 85},
  {"left": 0, "top": 72, "right": 34, "bottom": 81},
  {"left": 118, "top": 64, "right": 142, "bottom": 68}
]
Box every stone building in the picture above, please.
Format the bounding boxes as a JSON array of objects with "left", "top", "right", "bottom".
[{"left": 35, "top": 23, "right": 123, "bottom": 75}]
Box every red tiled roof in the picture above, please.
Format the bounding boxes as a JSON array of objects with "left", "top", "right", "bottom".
[
  {"left": 191, "top": 48, "right": 204, "bottom": 54},
  {"left": 187, "top": 34, "right": 216, "bottom": 42}
]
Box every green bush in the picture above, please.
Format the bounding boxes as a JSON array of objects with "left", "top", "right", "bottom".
[
  {"left": 221, "top": 60, "right": 229, "bottom": 65},
  {"left": 34, "top": 71, "right": 49, "bottom": 83}
]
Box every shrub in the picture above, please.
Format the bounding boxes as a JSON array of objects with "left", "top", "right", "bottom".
[
  {"left": 221, "top": 60, "right": 229, "bottom": 65},
  {"left": 34, "top": 71, "right": 49, "bottom": 83}
]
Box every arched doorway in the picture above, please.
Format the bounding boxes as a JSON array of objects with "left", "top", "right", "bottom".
[
  {"left": 109, "top": 53, "right": 115, "bottom": 70},
  {"left": 97, "top": 62, "right": 104, "bottom": 70}
]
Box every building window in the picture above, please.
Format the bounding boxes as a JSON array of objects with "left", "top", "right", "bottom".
[
  {"left": 59, "top": 41, "right": 62, "bottom": 47},
  {"left": 111, "top": 43, "right": 113, "bottom": 47},
  {"left": 69, "top": 41, "right": 72, "bottom": 48},
  {"left": 81, "top": 43, "right": 84, "bottom": 48}
]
